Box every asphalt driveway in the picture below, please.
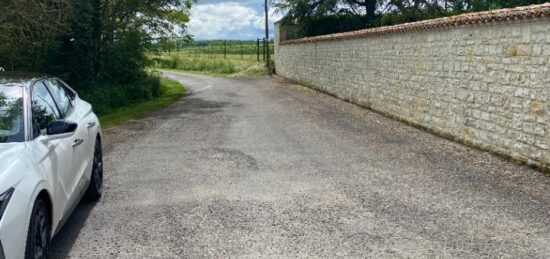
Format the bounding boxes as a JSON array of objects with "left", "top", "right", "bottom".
[{"left": 52, "top": 71, "right": 550, "bottom": 258}]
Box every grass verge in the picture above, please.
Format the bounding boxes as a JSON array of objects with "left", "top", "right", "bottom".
[{"left": 98, "top": 78, "right": 185, "bottom": 129}]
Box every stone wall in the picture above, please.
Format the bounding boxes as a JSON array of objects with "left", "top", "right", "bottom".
[{"left": 275, "top": 4, "right": 550, "bottom": 169}]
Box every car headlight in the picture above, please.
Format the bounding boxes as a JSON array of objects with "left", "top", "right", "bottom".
[{"left": 0, "top": 188, "right": 14, "bottom": 221}]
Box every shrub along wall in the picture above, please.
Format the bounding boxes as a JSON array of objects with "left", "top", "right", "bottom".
[{"left": 275, "top": 4, "right": 550, "bottom": 170}]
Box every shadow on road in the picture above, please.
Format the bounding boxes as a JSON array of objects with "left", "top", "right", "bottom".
[{"left": 51, "top": 201, "right": 97, "bottom": 258}]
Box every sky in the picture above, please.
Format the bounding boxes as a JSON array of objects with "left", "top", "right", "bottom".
[{"left": 187, "top": 0, "right": 284, "bottom": 40}]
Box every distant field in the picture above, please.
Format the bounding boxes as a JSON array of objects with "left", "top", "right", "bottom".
[
  {"left": 150, "top": 40, "right": 275, "bottom": 76},
  {"left": 164, "top": 41, "right": 273, "bottom": 59},
  {"left": 151, "top": 50, "right": 272, "bottom": 76},
  {"left": 176, "top": 46, "right": 266, "bottom": 61}
]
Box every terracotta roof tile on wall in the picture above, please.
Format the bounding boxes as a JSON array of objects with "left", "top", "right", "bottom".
[{"left": 280, "top": 3, "right": 550, "bottom": 45}]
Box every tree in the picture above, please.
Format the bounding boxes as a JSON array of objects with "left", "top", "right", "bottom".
[
  {"left": 275, "top": 0, "right": 550, "bottom": 38},
  {"left": 0, "top": 0, "right": 194, "bottom": 82},
  {"left": 274, "top": 0, "right": 381, "bottom": 23},
  {"left": 0, "top": 0, "right": 69, "bottom": 72},
  {"left": 97, "top": 0, "right": 194, "bottom": 82},
  {"left": 0, "top": 0, "right": 195, "bottom": 113},
  {"left": 274, "top": 0, "right": 382, "bottom": 37},
  {"left": 344, "top": 0, "right": 378, "bottom": 17},
  {"left": 67, "top": 0, "right": 95, "bottom": 84}
]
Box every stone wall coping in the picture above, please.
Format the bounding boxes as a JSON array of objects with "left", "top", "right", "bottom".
[{"left": 280, "top": 3, "right": 550, "bottom": 45}]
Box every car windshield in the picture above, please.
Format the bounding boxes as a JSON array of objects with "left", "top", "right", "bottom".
[{"left": 0, "top": 86, "right": 24, "bottom": 143}]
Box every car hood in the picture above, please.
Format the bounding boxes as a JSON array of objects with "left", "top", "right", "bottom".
[{"left": 0, "top": 143, "right": 26, "bottom": 176}]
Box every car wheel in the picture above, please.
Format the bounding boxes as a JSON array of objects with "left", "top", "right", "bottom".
[
  {"left": 25, "top": 199, "right": 51, "bottom": 259},
  {"left": 85, "top": 137, "right": 103, "bottom": 201}
]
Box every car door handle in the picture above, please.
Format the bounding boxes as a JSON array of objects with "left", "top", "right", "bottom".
[
  {"left": 87, "top": 122, "right": 96, "bottom": 129},
  {"left": 72, "top": 139, "right": 84, "bottom": 147}
]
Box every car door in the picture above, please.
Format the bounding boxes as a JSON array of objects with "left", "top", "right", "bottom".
[
  {"left": 31, "top": 81, "right": 77, "bottom": 218},
  {"left": 46, "top": 79, "right": 92, "bottom": 198}
]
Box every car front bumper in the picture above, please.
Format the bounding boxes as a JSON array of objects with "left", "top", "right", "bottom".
[{"left": 0, "top": 186, "right": 34, "bottom": 259}]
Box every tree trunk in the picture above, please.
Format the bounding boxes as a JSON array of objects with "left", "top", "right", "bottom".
[
  {"left": 366, "top": 0, "right": 376, "bottom": 17},
  {"left": 91, "top": 0, "right": 102, "bottom": 75}
]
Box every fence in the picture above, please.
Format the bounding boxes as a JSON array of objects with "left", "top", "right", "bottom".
[{"left": 162, "top": 39, "right": 274, "bottom": 61}]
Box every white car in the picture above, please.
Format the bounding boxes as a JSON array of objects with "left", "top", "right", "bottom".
[{"left": 0, "top": 73, "right": 103, "bottom": 259}]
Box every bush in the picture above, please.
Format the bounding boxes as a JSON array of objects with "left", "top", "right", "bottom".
[{"left": 77, "top": 73, "right": 161, "bottom": 115}]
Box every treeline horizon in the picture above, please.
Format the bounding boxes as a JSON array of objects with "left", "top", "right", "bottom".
[{"left": 153, "top": 39, "right": 276, "bottom": 51}]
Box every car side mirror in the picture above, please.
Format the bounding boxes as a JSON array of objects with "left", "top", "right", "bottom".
[{"left": 47, "top": 120, "right": 77, "bottom": 135}]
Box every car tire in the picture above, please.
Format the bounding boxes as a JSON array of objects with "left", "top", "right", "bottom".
[
  {"left": 85, "top": 137, "right": 103, "bottom": 201},
  {"left": 25, "top": 199, "right": 51, "bottom": 259}
]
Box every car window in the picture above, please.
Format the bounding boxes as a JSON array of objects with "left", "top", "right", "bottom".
[
  {"left": 32, "top": 82, "right": 60, "bottom": 136},
  {"left": 47, "top": 79, "right": 73, "bottom": 116},
  {"left": 57, "top": 80, "right": 77, "bottom": 100},
  {"left": 0, "top": 86, "right": 24, "bottom": 143}
]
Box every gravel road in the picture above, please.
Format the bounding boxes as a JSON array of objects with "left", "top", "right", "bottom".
[{"left": 51, "top": 71, "right": 550, "bottom": 258}]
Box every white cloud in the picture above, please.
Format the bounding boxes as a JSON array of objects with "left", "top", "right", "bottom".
[
  {"left": 188, "top": 2, "right": 284, "bottom": 40},
  {"left": 188, "top": 2, "right": 263, "bottom": 40}
]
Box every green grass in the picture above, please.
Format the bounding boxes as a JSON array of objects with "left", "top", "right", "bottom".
[
  {"left": 98, "top": 78, "right": 185, "bottom": 129},
  {"left": 150, "top": 52, "right": 269, "bottom": 76}
]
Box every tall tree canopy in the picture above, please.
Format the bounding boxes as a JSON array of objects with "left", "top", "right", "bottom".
[
  {"left": 0, "top": 0, "right": 194, "bottom": 113},
  {"left": 274, "top": 0, "right": 379, "bottom": 21},
  {"left": 274, "top": 0, "right": 550, "bottom": 37},
  {"left": 0, "top": 0, "right": 193, "bottom": 84}
]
